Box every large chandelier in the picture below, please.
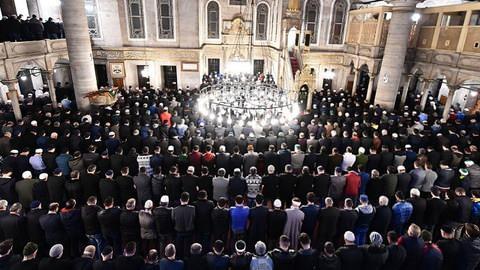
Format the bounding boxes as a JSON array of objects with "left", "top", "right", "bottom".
[{"left": 197, "top": 75, "right": 299, "bottom": 127}]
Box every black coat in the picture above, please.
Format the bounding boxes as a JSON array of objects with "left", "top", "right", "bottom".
[
  {"left": 248, "top": 206, "right": 269, "bottom": 244},
  {"left": 0, "top": 253, "right": 21, "bottom": 270},
  {"left": 0, "top": 214, "right": 28, "bottom": 253},
  {"left": 455, "top": 196, "right": 473, "bottom": 223},
  {"left": 278, "top": 173, "right": 296, "bottom": 203},
  {"left": 99, "top": 179, "right": 119, "bottom": 205},
  {"left": 314, "top": 174, "right": 331, "bottom": 199},
  {"left": 369, "top": 206, "right": 392, "bottom": 238},
  {"left": 26, "top": 208, "right": 47, "bottom": 246},
  {"left": 116, "top": 175, "right": 136, "bottom": 206},
  {"left": 337, "top": 209, "right": 358, "bottom": 241},
  {"left": 65, "top": 179, "right": 83, "bottom": 205},
  {"left": 38, "top": 258, "right": 72, "bottom": 270},
  {"left": 181, "top": 174, "right": 198, "bottom": 201},
  {"left": 336, "top": 245, "right": 364, "bottom": 270},
  {"left": 33, "top": 181, "right": 49, "bottom": 207},
  {"left": 114, "top": 255, "right": 145, "bottom": 270},
  {"left": 295, "top": 248, "right": 318, "bottom": 270},
  {"left": 39, "top": 213, "right": 66, "bottom": 246},
  {"left": 425, "top": 197, "right": 446, "bottom": 227},
  {"left": 407, "top": 197, "right": 427, "bottom": 227},
  {"left": 270, "top": 249, "right": 296, "bottom": 270},
  {"left": 47, "top": 175, "right": 66, "bottom": 205},
  {"left": 61, "top": 208, "right": 84, "bottom": 237},
  {"left": 383, "top": 244, "right": 406, "bottom": 270},
  {"left": 0, "top": 177, "right": 17, "bottom": 204},
  {"left": 318, "top": 207, "right": 340, "bottom": 244},
  {"left": 228, "top": 176, "right": 247, "bottom": 199},
  {"left": 81, "top": 173, "right": 100, "bottom": 201},
  {"left": 82, "top": 205, "right": 102, "bottom": 235},
  {"left": 153, "top": 206, "right": 174, "bottom": 235},
  {"left": 119, "top": 209, "right": 140, "bottom": 242},
  {"left": 97, "top": 207, "right": 121, "bottom": 237}
]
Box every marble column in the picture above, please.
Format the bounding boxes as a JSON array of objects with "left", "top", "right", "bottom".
[
  {"left": 0, "top": 0, "right": 16, "bottom": 16},
  {"left": 442, "top": 88, "right": 455, "bottom": 120},
  {"left": 400, "top": 74, "right": 413, "bottom": 107},
  {"left": 351, "top": 68, "right": 359, "bottom": 96},
  {"left": 46, "top": 70, "right": 58, "bottom": 108},
  {"left": 287, "top": 0, "right": 301, "bottom": 11},
  {"left": 420, "top": 80, "right": 432, "bottom": 111},
  {"left": 26, "top": 0, "right": 40, "bottom": 17},
  {"left": 366, "top": 74, "right": 376, "bottom": 102},
  {"left": 61, "top": 0, "right": 98, "bottom": 111},
  {"left": 4, "top": 80, "right": 22, "bottom": 121},
  {"left": 374, "top": 0, "right": 419, "bottom": 110}
]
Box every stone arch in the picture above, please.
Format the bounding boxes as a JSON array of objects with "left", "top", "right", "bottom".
[
  {"left": 287, "top": 26, "right": 299, "bottom": 51},
  {"left": 299, "top": 84, "right": 309, "bottom": 112},
  {"left": 16, "top": 62, "right": 47, "bottom": 95},
  {"left": 356, "top": 64, "right": 370, "bottom": 99},
  {"left": 53, "top": 58, "right": 72, "bottom": 88},
  {"left": 452, "top": 79, "right": 480, "bottom": 112}
]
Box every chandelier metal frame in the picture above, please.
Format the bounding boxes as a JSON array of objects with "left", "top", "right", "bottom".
[{"left": 197, "top": 79, "right": 299, "bottom": 126}]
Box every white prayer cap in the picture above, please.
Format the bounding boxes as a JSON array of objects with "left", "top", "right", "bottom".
[
  {"left": 35, "top": 149, "right": 43, "bottom": 154},
  {"left": 273, "top": 199, "right": 282, "bottom": 208},
  {"left": 344, "top": 231, "right": 355, "bottom": 242},
  {"left": 22, "top": 171, "right": 32, "bottom": 179},
  {"left": 39, "top": 173, "right": 48, "bottom": 180},
  {"left": 160, "top": 195, "right": 169, "bottom": 204},
  {"left": 144, "top": 200, "right": 153, "bottom": 209},
  {"left": 465, "top": 160, "right": 475, "bottom": 167}
]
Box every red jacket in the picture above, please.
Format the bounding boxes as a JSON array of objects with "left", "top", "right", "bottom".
[
  {"left": 344, "top": 171, "right": 361, "bottom": 197},
  {"left": 159, "top": 111, "right": 172, "bottom": 127},
  {"left": 189, "top": 151, "right": 202, "bottom": 168}
]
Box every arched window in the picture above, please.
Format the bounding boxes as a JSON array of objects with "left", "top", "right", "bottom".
[
  {"left": 207, "top": 1, "right": 219, "bottom": 39},
  {"left": 330, "top": 0, "right": 348, "bottom": 44},
  {"left": 85, "top": 0, "right": 101, "bottom": 39},
  {"left": 304, "top": 0, "right": 320, "bottom": 44},
  {"left": 126, "top": 0, "right": 145, "bottom": 39},
  {"left": 157, "top": 0, "right": 174, "bottom": 39},
  {"left": 256, "top": 3, "right": 268, "bottom": 40}
]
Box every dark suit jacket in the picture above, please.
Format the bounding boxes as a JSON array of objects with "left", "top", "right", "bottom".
[{"left": 39, "top": 213, "right": 66, "bottom": 245}]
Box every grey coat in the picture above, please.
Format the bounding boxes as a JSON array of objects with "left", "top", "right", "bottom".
[{"left": 139, "top": 210, "right": 157, "bottom": 239}]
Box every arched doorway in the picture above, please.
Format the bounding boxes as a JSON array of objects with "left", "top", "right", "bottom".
[
  {"left": 53, "top": 59, "right": 74, "bottom": 101},
  {"left": 356, "top": 64, "right": 370, "bottom": 100},
  {"left": 298, "top": 84, "right": 309, "bottom": 112},
  {"left": 345, "top": 61, "right": 355, "bottom": 93},
  {"left": 16, "top": 65, "right": 46, "bottom": 95},
  {"left": 453, "top": 80, "right": 480, "bottom": 112},
  {"left": 404, "top": 70, "right": 423, "bottom": 108},
  {"left": 322, "top": 68, "right": 334, "bottom": 91},
  {"left": 287, "top": 27, "right": 298, "bottom": 52}
]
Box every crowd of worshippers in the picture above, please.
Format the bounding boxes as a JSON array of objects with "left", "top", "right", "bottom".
[
  {"left": 0, "top": 81, "right": 477, "bottom": 270},
  {"left": 0, "top": 15, "right": 64, "bottom": 42}
]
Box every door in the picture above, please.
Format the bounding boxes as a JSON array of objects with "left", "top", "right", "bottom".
[
  {"left": 17, "top": 70, "right": 34, "bottom": 95},
  {"left": 95, "top": 64, "right": 109, "bottom": 88},
  {"left": 137, "top": 65, "right": 150, "bottom": 89},
  {"left": 253, "top": 60, "right": 265, "bottom": 75},
  {"left": 298, "top": 85, "right": 309, "bottom": 112},
  {"left": 208, "top": 58, "right": 220, "bottom": 75},
  {"left": 346, "top": 80, "right": 354, "bottom": 93},
  {"left": 357, "top": 70, "right": 370, "bottom": 100},
  {"left": 323, "top": 79, "right": 333, "bottom": 91},
  {"left": 162, "top": 65, "right": 177, "bottom": 90},
  {"left": 112, "top": 78, "right": 124, "bottom": 89}
]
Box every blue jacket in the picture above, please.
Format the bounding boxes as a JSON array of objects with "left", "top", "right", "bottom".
[
  {"left": 250, "top": 255, "right": 273, "bottom": 270},
  {"left": 55, "top": 153, "right": 72, "bottom": 176},
  {"left": 392, "top": 201, "right": 413, "bottom": 225},
  {"left": 230, "top": 205, "right": 249, "bottom": 233}
]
